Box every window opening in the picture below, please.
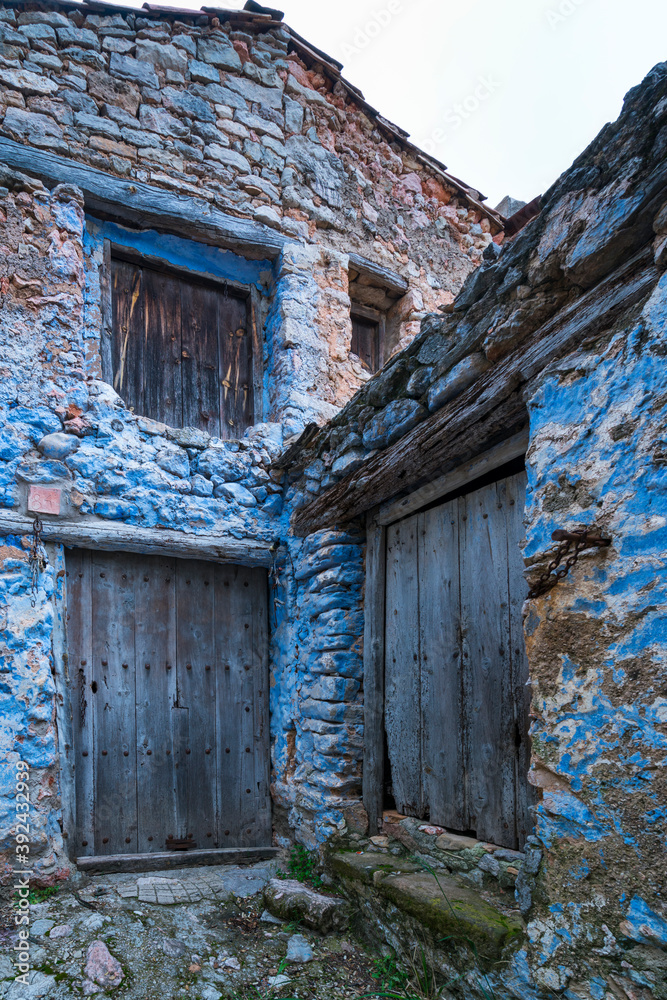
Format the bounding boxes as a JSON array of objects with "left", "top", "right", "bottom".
[{"left": 111, "top": 254, "right": 252, "bottom": 438}]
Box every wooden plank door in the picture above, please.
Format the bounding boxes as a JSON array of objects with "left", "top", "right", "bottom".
[
  {"left": 66, "top": 549, "right": 270, "bottom": 858},
  {"left": 418, "top": 500, "right": 466, "bottom": 832},
  {"left": 383, "top": 468, "right": 532, "bottom": 849},
  {"left": 460, "top": 479, "right": 518, "bottom": 847},
  {"left": 385, "top": 517, "right": 423, "bottom": 817}
]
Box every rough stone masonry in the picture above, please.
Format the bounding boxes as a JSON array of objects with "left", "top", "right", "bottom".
[
  {"left": 0, "top": 0, "right": 501, "bottom": 896},
  {"left": 0, "top": 1, "right": 665, "bottom": 998},
  {"left": 289, "top": 60, "right": 667, "bottom": 1000}
]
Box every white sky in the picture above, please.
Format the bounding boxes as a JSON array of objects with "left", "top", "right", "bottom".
[{"left": 202, "top": 0, "right": 667, "bottom": 209}]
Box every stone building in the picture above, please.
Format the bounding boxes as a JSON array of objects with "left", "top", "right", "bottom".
[{"left": 0, "top": 0, "right": 665, "bottom": 997}]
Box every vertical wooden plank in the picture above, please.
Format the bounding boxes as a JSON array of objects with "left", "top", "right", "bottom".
[
  {"left": 175, "top": 559, "right": 218, "bottom": 849},
  {"left": 142, "top": 267, "right": 182, "bottom": 428},
  {"left": 351, "top": 315, "right": 379, "bottom": 373},
  {"left": 53, "top": 544, "right": 76, "bottom": 860},
  {"left": 384, "top": 515, "right": 424, "bottom": 817},
  {"left": 135, "top": 554, "right": 179, "bottom": 852},
  {"left": 460, "top": 480, "right": 517, "bottom": 848},
  {"left": 419, "top": 500, "right": 466, "bottom": 830},
  {"left": 99, "top": 239, "right": 114, "bottom": 385},
  {"left": 248, "top": 567, "right": 271, "bottom": 846},
  {"left": 362, "top": 516, "right": 386, "bottom": 835},
  {"left": 215, "top": 564, "right": 243, "bottom": 847},
  {"left": 214, "top": 564, "right": 270, "bottom": 848},
  {"left": 90, "top": 551, "right": 138, "bottom": 855},
  {"left": 66, "top": 548, "right": 95, "bottom": 857},
  {"left": 378, "top": 314, "right": 386, "bottom": 370},
  {"left": 505, "top": 470, "right": 534, "bottom": 846},
  {"left": 218, "top": 292, "right": 251, "bottom": 440},
  {"left": 180, "top": 281, "right": 222, "bottom": 437},
  {"left": 249, "top": 287, "right": 264, "bottom": 427},
  {"left": 111, "top": 259, "right": 144, "bottom": 413}
]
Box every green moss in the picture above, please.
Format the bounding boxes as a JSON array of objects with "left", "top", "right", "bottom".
[
  {"left": 378, "top": 872, "right": 523, "bottom": 961},
  {"left": 330, "top": 850, "right": 420, "bottom": 885}
]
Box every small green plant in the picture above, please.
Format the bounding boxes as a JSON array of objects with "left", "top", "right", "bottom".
[
  {"left": 231, "top": 959, "right": 300, "bottom": 999},
  {"left": 276, "top": 844, "right": 323, "bottom": 889},
  {"left": 371, "top": 954, "right": 409, "bottom": 992},
  {"left": 13, "top": 885, "right": 59, "bottom": 906}
]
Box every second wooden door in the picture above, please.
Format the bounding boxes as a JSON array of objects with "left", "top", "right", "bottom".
[{"left": 384, "top": 470, "right": 532, "bottom": 850}]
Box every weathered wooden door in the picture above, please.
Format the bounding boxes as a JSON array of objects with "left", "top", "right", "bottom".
[
  {"left": 384, "top": 469, "right": 532, "bottom": 849},
  {"left": 66, "top": 549, "right": 271, "bottom": 858}
]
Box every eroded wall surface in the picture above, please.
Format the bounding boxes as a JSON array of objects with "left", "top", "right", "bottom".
[
  {"left": 0, "top": 0, "right": 500, "bottom": 429},
  {"left": 287, "top": 63, "right": 667, "bottom": 997},
  {"left": 0, "top": 173, "right": 290, "bottom": 884}
]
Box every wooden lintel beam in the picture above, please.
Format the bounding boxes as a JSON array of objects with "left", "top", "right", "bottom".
[
  {"left": 347, "top": 252, "right": 409, "bottom": 295},
  {"left": 293, "top": 249, "right": 657, "bottom": 535},
  {"left": 3, "top": 512, "right": 275, "bottom": 567},
  {"left": 0, "top": 138, "right": 287, "bottom": 259},
  {"left": 376, "top": 428, "right": 529, "bottom": 526}
]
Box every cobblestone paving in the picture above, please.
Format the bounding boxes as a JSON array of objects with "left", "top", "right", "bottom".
[{"left": 0, "top": 862, "right": 379, "bottom": 1000}]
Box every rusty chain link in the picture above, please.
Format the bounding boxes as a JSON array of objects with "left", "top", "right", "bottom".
[
  {"left": 28, "top": 516, "right": 45, "bottom": 608},
  {"left": 528, "top": 527, "right": 611, "bottom": 599}
]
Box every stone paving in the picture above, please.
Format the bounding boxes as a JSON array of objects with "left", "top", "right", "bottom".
[{"left": 0, "top": 861, "right": 379, "bottom": 1000}]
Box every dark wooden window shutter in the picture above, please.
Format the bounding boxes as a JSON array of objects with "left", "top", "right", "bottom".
[
  {"left": 351, "top": 310, "right": 383, "bottom": 373},
  {"left": 111, "top": 257, "right": 252, "bottom": 438}
]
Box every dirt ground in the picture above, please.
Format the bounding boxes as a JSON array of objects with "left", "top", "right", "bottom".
[{"left": 0, "top": 861, "right": 382, "bottom": 1000}]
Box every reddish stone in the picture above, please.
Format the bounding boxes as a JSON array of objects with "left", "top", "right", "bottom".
[
  {"left": 232, "top": 39, "right": 250, "bottom": 64},
  {"left": 85, "top": 941, "right": 124, "bottom": 988},
  {"left": 87, "top": 72, "right": 141, "bottom": 115},
  {"left": 393, "top": 172, "right": 423, "bottom": 206},
  {"left": 287, "top": 60, "right": 311, "bottom": 89},
  {"left": 64, "top": 415, "right": 92, "bottom": 436},
  {"left": 28, "top": 486, "right": 61, "bottom": 515},
  {"left": 423, "top": 177, "right": 451, "bottom": 205}
]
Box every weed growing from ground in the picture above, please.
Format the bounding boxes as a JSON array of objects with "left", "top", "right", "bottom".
[
  {"left": 276, "top": 844, "right": 323, "bottom": 889},
  {"left": 13, "top": 885, "right": 60, "bottom": 906},
  {"left": 371, "top": 954, "right": 410, "bottom": 992}
]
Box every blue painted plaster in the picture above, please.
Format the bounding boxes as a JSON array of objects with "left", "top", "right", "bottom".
[{"left": 85, "top": 217, "right": 274, "bottom": 293}]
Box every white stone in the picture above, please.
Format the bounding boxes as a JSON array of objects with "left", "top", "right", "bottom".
[
  {"left": 267, "top": 974, "right": 291, "bottom": 988},
  {"left": 286, "top": 934, "right": 314, "bottom": 963}
]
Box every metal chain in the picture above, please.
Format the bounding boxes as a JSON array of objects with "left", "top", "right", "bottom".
[
  {"left": 28, "top": 516, "right": 45, "bottom": 608},
  {"left": 79, "top": 668, "right": 87, "bottom": 727},
  {"left": 528, "top": 527, "right": 611, "bottom": 599}
]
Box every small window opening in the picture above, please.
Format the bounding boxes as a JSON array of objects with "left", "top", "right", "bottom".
[
  {"left": 110, "top": 253, "right": 252, "bottom": 438},
  {"left": 351, "top": 309, "right": 382, "bottom": 373}
]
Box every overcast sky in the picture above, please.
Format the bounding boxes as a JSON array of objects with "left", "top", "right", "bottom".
[{"left": 205, "top": 0, "right": 667, "bottom": 209}]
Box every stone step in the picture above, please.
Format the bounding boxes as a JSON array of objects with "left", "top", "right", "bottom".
[{"left": 330, "top": 851, "right": 523, "bottom": 960}]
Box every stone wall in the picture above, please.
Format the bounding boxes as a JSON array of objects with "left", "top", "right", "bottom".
[
  {"left": 0, "top": 0, "right": 503, "bottom": 884},
  {"left": 286, "top": 63, "right": 667, "bottom": 997},
  {"left": 270, "top": 527, "right": 366, "bottom": 848},
  {"left": 0, "top": 0, "right": 502, "bottom": 430},
  {"left": 0, "top": 170, "right": 290, "bottom": 884}
]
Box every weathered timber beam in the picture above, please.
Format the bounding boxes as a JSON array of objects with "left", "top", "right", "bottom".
[
  {"left": 0, "top": 138, "right": 287, "bottom": 259},
  {"left": 0, "top": 512, "right": 275, "bottom": 567},
  {"left": 76, "top": 846, "right": 279, "bottom": 874},
  {"left": 293, "top": 249, "right": 657, "bottom": 534},
  {"left": 347, "top": 252, "right": 409, "bottom": 295},
  {"left": 376, "top": 428, "right": 530, "bottom": 526}
]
